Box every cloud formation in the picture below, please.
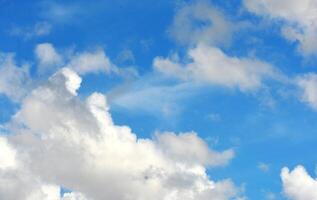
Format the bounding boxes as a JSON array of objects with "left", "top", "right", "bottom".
[
  {"left": 281, "top": 165, "right": 317, "bottom": 200},
  {"left": 169, "top": 1, "right": 234, "bottom": 47},
  {"left": 35, "top": 43, "right": 62, "bottom": 73},
  {"left": 0, "top": 68, "right": 243, "bottom": 200},
  {"left": 154, "top": 44, "right": 276, "bottom": 91},
  {"left": 296, "top": 73, "right": 317, "bottom": 110},
  {"left": 244, "top": 0, "right": 317, "bottom": 56},
  {"left": 65, "top": 49, "right": 112, "bottom": 75},
  {"left": 35, "top": 43, "right": 114, "bottom": 75}
]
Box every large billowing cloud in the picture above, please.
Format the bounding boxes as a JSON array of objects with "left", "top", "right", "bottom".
[
  {"left": 281, "top": 165, "right": 317, "bottom": 200},
  {"left": 154, "top": 44, "right": 277, "bottom": 91},
  {"left": 244, "top": 0, "right": 317, "bottom": 56},
  {"left": 0, "top": 68, "right": 243, "bottom": 200}
]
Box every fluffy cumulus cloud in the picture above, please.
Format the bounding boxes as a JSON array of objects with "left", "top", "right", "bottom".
[
  {"left": 281, "top": 165, "right": 317, "bottom": 200},
  {"left": 169, "top": 1, "right": 234, "bottom": 47},
  {"left": 153, "top": 44, "right": 276, "bottom": 91},
  {"left": 0, "top": 53, "right": 30, "bottom": 101},
  {"left": 0, "top": 68, "right": 243, "bottom": 200},
  {"left": 65, "top": 49, "right": 112, "bottom": 75},
  {"left": 244, "top": 0, "right": 317, "bottom": 55},
  {"left": 296, "top": 73, "right": 317, "bottom": 110},
  {"left": 35, "top": 43, "right": 113, "bottom": 75},
  {"left": 35, "top": 43, "right": 62, "bottom": 72}
]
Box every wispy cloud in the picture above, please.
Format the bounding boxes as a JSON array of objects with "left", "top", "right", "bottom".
[{"left": 9, "top": 22, "right": 52, "bottom": 39}]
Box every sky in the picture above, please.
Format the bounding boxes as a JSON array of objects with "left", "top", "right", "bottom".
[{"left": 1, "top": 0, "right": 317, "bottom": 200}]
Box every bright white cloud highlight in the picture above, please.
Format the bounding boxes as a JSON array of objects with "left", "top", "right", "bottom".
[
  {"left": 153, "top": 44, "right": 276, "bottom": 91},
  {"left": 244, "top": 0, "right": 317, "bottom": 55},
  {"left": 281, "top": 165, "right": 317, "bottom": 200},
  {"left": 0, "top": 68, "right": 243, "bottom": 200},
  {"left": 0, "top": 137, "right": 16, "bottom": 170}
]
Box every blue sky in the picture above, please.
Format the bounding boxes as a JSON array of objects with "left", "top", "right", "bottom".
[{"left": 1, "top": 0, "right": 317, "bottom": 200}]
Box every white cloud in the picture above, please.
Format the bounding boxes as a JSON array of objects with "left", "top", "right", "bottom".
[
  {"left": 61, "top": 192, "right": 89, "bottom": 200},
  {"left": 153, "top": 44, "right": 277, "bottom": 91},
  {"left": 35, "top": 43, "right": 120, "bottom": 76},
  {"left": 156, "top": 132, "right": 234, "bottom": 167},
  {"left": 169, "top": 1, "right": 234, "bottom": 47},
  {"left": 65, "top": 49, "right": 112, "bottom": 75},
  {"left": 281, "top": 165, "right": 317, "bottom": 200},
  {"left": 0, "top": 43, "right": 133, "bottom": 102},
  {"left": 296, "top": 73, "right": 317, "bottom": 110},
  {"left": 244, "top": 0, "right": 317, "bottom": 56},
  {"left": 0, "top": 137, "right": 16, "bottom": 170},
  {"left": 0, "top": 68, "right": 243, "bottom": 200},
  {"left": 35, "top": 43, "right": 62, "bottom": 72},
  {"left": 0, "top": 53, "right": 30, "bottom": 101}
]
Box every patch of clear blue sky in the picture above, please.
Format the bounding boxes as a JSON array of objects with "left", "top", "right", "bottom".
[{"left": 1, "top": 0, "right": 317, "bottom": 199}]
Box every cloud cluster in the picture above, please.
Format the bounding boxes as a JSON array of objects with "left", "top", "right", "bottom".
[
  {"left": 244, "top": 0, "right": 317, "bottom": 56},
  {"left": 281, "top": 165, "right": 317, "bottom": 200},
  {"left": 35, "top": 43, "right": 113, "bottom": 75},
  {"left": 0, "top": 68, "right": 243, "bottom": 200},
  {"left": 0, "top": 43, "right": 129, "bottom": 102}
]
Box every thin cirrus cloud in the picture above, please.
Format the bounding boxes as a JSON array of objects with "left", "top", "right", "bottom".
[
  {"left": 243, "top": 0, "right": 317, "bottom": 56},
  {"left": 0, "top": 68, "right": 243, "bottom": 200}
]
